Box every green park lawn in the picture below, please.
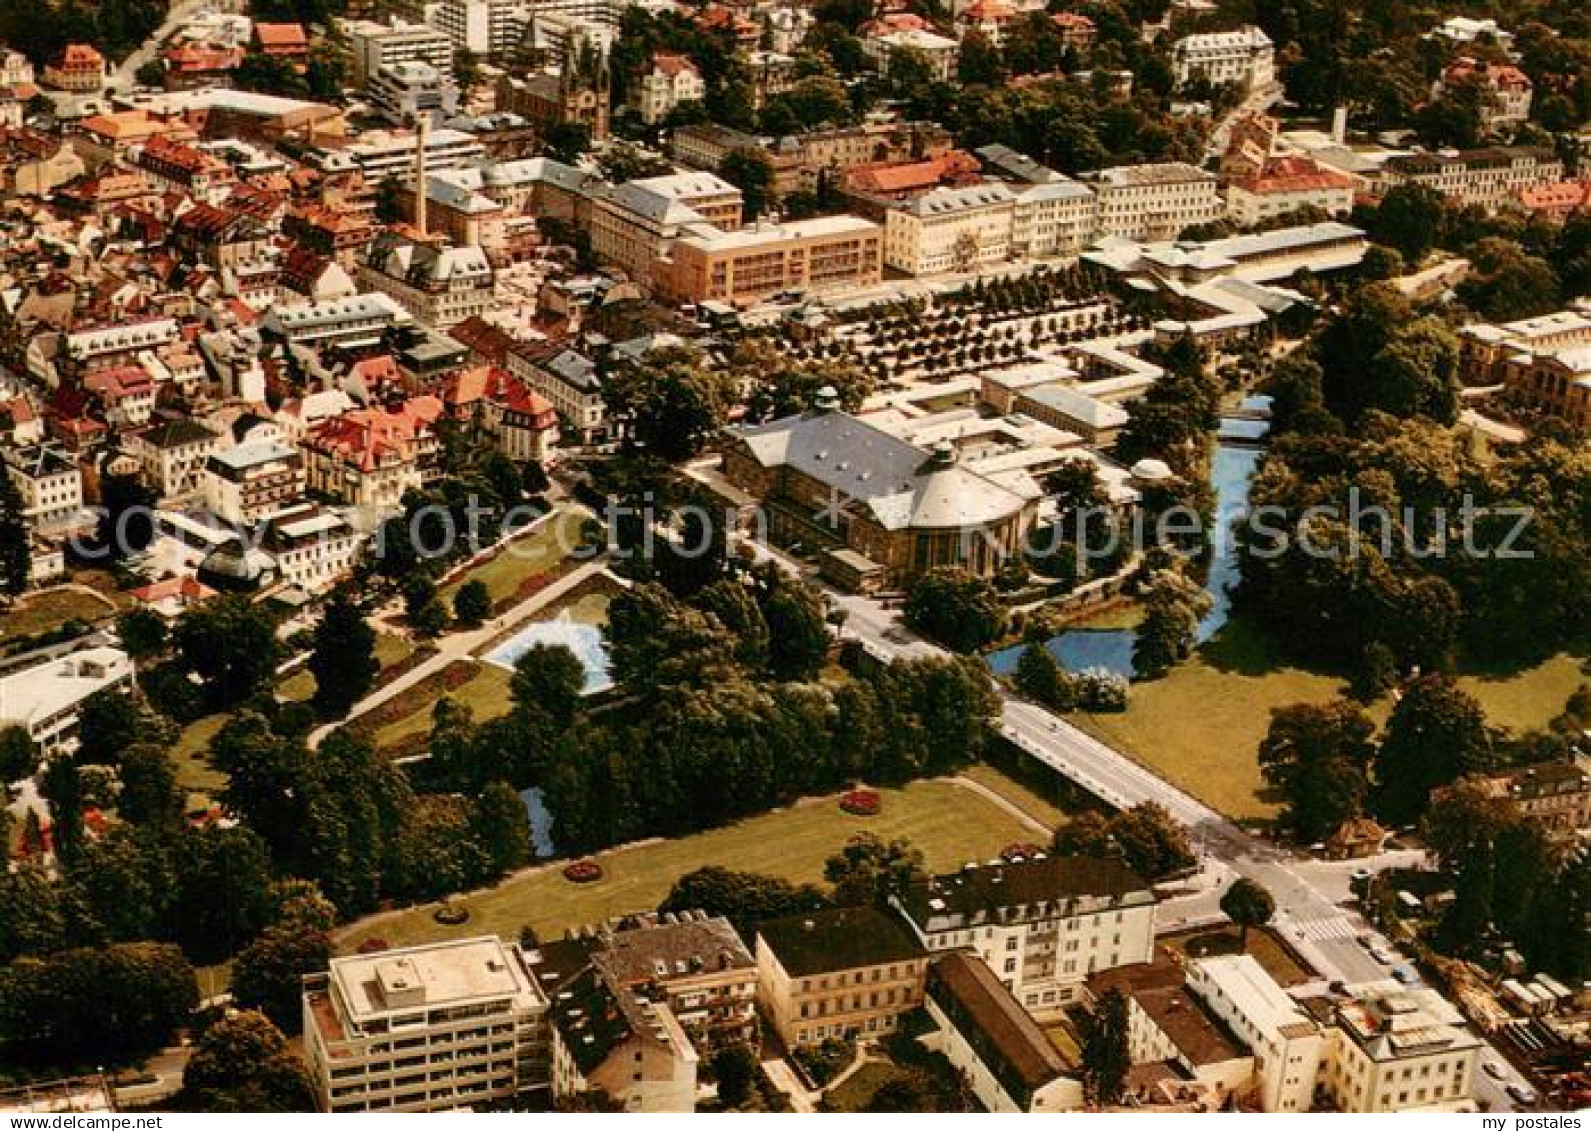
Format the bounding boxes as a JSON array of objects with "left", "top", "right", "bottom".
[
  {"left": 1160, "top": 924, "right": 1315, "bottom": 987},
  {"left": 440, "top": 508, "right": 587, "bottom": 607},
  {"left": 823, "top": 1062, "right": 898, "bottom": 1112},
  {"left": 170, "top": 713, "right": 230, "bottom": 798},
  {"left": 1066, "top": 617, "right": 1584, "bottom": 822},
  {"left": 370, "top": 661, "right": 514, "bottom": 751},
  {"left": 336, "top": 779, "right": 1036, "bottom": 953},
  {"left": 961, "top": 762, "right": 1073, "bottom": 831},
  {"left": 278, "top": 633, "right": 418, "bottom": 703}
]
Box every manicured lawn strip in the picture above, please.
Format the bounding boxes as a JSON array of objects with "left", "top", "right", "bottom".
[
  {"left": 369, "top": 662, "right": 514, "bottom": 750},
  {"left": 336, "top": 780, "right": 1035, "bottom": 952},
  {"left": 171, "top": 714, "right": 230, "bottom": 796},
  {"left": 961, "top": 763, "right": 1072, "bottom": 831},
  {"left": 440, "top": 509, "right": 588, "bottom": 607}
]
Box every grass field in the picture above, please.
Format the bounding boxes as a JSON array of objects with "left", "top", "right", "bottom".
[
  {"left": 336, "top": 779, "right": 1036, "bottom": 953},
  {"left": 171, "top": 713, "right": 230, "bottom": 797},
  {"left": 371, "top": 661, "right": 514, "bottom": 750},
  {"left": 1067, "top": 617, "right": 1584, "bottom": 821},
  {"left": 823, "top": 1063, "right": 896, "bottom": 1112},
  {"left": 278, "top": 633, "right": 418, "bottom": 703},
  {"left": 961, "top": 763, "right": 1073, "bottom": 831},
  {"left": 1458, "top": 653, "right": 1585, "bottom": 734},
  {"left": 441, "top": 509, "right": 587, "bottom": 607},
  {"left": 0, "top": 586, "right": 117, "bottom": 641}
]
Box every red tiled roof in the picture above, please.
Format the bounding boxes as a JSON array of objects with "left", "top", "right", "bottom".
[
  {"left": 254, "top": 23, "right": 309, "bottom": 50},
  {"left": 442, "top": 365, "right": 555, "bottom": 422},
  {"left": 57, "top": 44, "right": 104, "bottom": 69},
  {"left": 652, "top": 51, "right": 700, "bottom": 78},
  {"left": 1236, "top": 155, "right": 1355, "bottom": 195},
  {"left": 1515, "top": 179, "right": 1591, "bottom": 213}
]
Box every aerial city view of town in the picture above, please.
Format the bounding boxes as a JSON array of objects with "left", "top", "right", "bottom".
[{"left": 0, "top": 0, "right": 1586, "bottom": 1118}]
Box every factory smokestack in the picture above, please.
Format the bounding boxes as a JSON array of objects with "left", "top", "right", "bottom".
[{"left": 413, "top": 116, "right": 428, "bottom": 237}]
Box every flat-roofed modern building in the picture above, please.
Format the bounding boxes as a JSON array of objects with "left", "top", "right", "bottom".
[
  {"left": 302, "top": 936, "right": 550, "bottom": 1112},
  {"left": 655, "top": 215, "right": 883, "bottom": 305},
  {"left": 1186, "top": 955, "right": 1323, "bottom": 1113},
  {"left": 892, "top": 854, "right": 1157, "bottom": 1016},
  {"left": 755, "top": 906, "right": 929, "bottom": 1048},
  {"left": 0, "top": 644, "right": 134, "bottom": 753}
]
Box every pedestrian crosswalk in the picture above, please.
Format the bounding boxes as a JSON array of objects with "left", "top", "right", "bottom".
[{"left": 1292, "top": 915, "right": 1359, "bottom": 941}]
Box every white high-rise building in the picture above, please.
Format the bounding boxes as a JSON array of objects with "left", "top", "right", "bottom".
[{"left": 302, "top": 937, "right": 550, "bottom": 1112}]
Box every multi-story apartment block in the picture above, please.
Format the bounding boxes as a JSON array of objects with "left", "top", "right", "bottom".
[
  {"left": 755, "top": 907, "right": 929, "bottom": 1049},
  {"left": 201, "top": 440, "right": 305, "bottom": 525},
  {"left": 346, "top": 19, "right": 457, "bottom": 86},
  {"left": 891, "top": 855, "right": 1157, "bottom": 1016},
  {"left": 302, "top": 937, "right": 550, "bottom": 1112},
  {"left": 128, "top": 418, "right": 225, "bottom": 501},
  {"left": 1432, "top": 756, "right": 1591, "bottom": 840},
  {"left": 359, "top": 237, "right": 495, "bottom": 328},
  {"left": 507, "top": 344, "right": 606, "bottom": 444},
  {"left": 56, "top": 318, "right": 181, "bottom": 383},
  {"left": 588, "top": 172, "right": 743, "bottom": 285},
  {"left": 83, "top": 366, "right": 158, "bottom": 428},
  {"left": 3, "top": 445, "right": 84, "bottom": 534},
  {"left": 1223, "top": 155, "right": 1358, "bottom": 226},
  {"left": 1379, "top": 146, "right": 1564, "bottom": 210},
  {"left": 1170, "top": 26, "right": 1274, "bottom": 91},
  {"left": 1314, "top": 988, "right": 1480, "bottom": 1113},
  {"left": 259, "top": 503, "right": 366, "bottom": 592},
  {"left": 367, "top": 61, "right": 461, "bottom": 126},
  {"left": 629, "top": 52, "right": 705, "bottom": 125},
  {"left": 310, "top": 128, "right": 486, "bottom": 182},
  {"left": 1011, "top": 179, "right": 1098, "bottom": 257},
  {"left": 884, "top": 183, "right": 1019, "bottom": 275},
  {"left": 431, "top": 0, "right": 532, "bottom": 56},
  {"left": 1086, "top": 162, "right": 1223, "bottom": 241},
  {"left": 656, "top": 215, "right": 884, "bottom": 305},
  {"left": 1185, "top": 956, "right": 1323, "bottom": 1113},
  {"left": 1087, "top": 959, "right": 1255, "bottom": 1110},
  {"left": 585, "top": 913, "right": 759, "bottom": 1053}
]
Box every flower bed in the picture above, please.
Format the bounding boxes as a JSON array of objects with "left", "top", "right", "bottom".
[
  {"left": 839, "top": 789, "right": 881, "bottom": 816},
  {"left": 1002, "top": 843, "right": 1043, "bottom": 862},
  {"left": 356, "top": 937, "right": 390, "bottom": 954},
  {"left": 433, "top": 902, "right": 470, "bottom": 926},
  {"left": 563, "top": 859, "right": 603, "bottom": 883},
  {"left": 350, "top": 661, "right": 480, "bottom": 733}
]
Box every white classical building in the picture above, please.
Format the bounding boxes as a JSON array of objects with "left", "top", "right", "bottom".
[
  {"left": 1171, "top": 26, "right": 1274, "bottom": 91},
  {"left": 1318, "top": 989, "right": 1481, "bottom": 1113},
  {"left": 3, "top": 445, "right": 85, "bottom": 534},
  {"left": 1086, "top": 162, "right": 1223, "bottom": 241},
  {"left": 892, "top": 855, "right": 1157, "bottom": 1018},
  {"left": 863, "top": 28, "right": 960, "bottom": 82},
  {"left": 882, "top": 179, "right": 1098, "bottom": 275}
]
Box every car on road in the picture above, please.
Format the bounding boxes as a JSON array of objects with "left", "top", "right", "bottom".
[
  {"left": 1369, "top": 946, "right": 1395, "bottom": 965},
  {"left": 1506, "top": 1084, "right": 1538, "bottom": 1107},
  {"left": 1484, "top": 1062, "right": 1506, "bottom": 1080}
]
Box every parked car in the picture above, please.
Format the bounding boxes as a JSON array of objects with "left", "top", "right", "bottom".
[
  {"left": 1484, "top": 1062, "right": 1506, "bottom": 1080},
  {"left": 1506, "top": 1084, "right": 1538, "bottom": 1107},
  {"left": 1370, "top": 946, "right": 1395, "bottom": 965}
]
